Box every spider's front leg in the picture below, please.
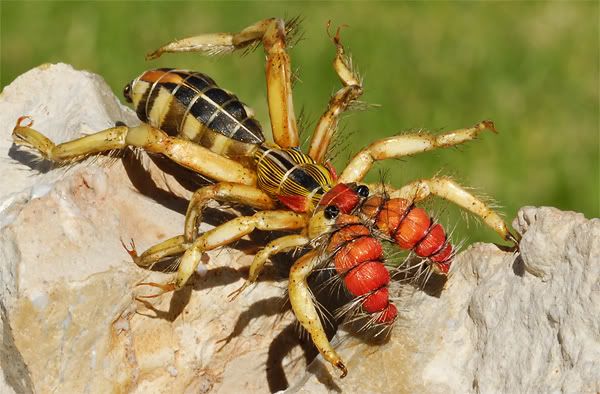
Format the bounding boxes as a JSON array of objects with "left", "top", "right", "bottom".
[
  {"left": 388, "top": 177, "right": 520, "bottom": 244},
  {"left": 137, "top": 211, "right": 308, "bottom": 297},
  {"left": 289, "top": 250, "right": 347, "bottom": 378},
  {"left": 339, "top": 120, "right": 496, "bottom": 183},
  {"left": 147, "top": 18, "right": 299, "bottom": 149},
  {"left": 339, "top": 121, "right": 519, "bottom": 245},
  {"left": 12, "top": 117, "right": 256, "bottom": 185},
  {"left": 124, "top": 183, "right": 276, "bottom": 274}
]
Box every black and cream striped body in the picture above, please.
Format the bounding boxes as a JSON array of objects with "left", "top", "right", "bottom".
[
  {"left": 124, "top": 68, "right": 335, "bottom": 212},
  {"left": 126, "top": 68, "right": 264, "bottom": 164},
  {"left": 254, "top": 145, "right": 334, "bottom": 212}
]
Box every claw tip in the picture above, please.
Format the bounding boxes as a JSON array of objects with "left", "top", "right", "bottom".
[
  {"left": 336, "top": 361, "right": 348, "bottom": 378},
  {"left": 15, "top": 115, "right": 33, "bottom": 129},
  {"left": 481, "top": 120, "right": 497, "bottom": 133}
]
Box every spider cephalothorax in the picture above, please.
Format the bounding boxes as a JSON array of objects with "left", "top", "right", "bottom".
[{"left": 12, "top": 18, "right": 518, "bottom": 377}]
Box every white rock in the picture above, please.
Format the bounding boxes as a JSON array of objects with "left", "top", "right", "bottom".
[{"left": 1, "top": 65, "right": 598, "bottom": 394}]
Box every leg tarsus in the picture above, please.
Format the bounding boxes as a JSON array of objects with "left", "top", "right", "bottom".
[
  {"left": 227, "top": 282, "right": 252, "bottom": 302},
  {"left": 135, "top": 281, "right": 177, "bottom": 299},
  {"left": 121, "top": 238, "right": 140, "bottom": 265}
]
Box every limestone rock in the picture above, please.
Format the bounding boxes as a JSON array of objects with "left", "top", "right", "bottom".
[{"left": 1, "top": 65, "right": 598, "bottom": 394}]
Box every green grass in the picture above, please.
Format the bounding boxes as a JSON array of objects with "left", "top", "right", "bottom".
[{"left": 2, "top": 1, "right": 598, "bottom": 244}]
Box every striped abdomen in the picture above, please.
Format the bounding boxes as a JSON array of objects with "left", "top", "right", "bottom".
[
  {"left": 125, "top": 68, "right": 264, "bottom": 162},
  {"left": 254, "top": 146, "right": 335, "bottom": 212}
]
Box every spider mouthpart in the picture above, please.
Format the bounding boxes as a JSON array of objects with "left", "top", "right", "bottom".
[
  {"left": 324, "top": 205, "right": 340, "bottom": 220},
  {"left": 123, "top": 83, "right": 132, "bottom": 103},
  {"left": 356, "top": 185, "right": 369, "bottom": 198}
]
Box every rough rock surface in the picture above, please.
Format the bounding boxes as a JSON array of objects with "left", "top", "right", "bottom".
[{"left": 1, "top": 65, "right": 598, "bottom": 394}]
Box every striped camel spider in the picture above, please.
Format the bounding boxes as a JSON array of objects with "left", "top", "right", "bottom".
[{"left": 12, "top": 18, "right": 518, "bottom": 377}]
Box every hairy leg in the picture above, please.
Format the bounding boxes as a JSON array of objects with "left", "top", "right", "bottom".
[
  {"left": 140, "top": 211, "right": 308, "bottom": 297},
  {"left": 289, "top": 250, "right": 347, "bottom": 377},
  {"left": 308, "top": 25, "right": 363, "bottom": 163},
  {"left": 12, "top": 117, "right": 257, "bottom": 185},
  {"left": 228, "top": 234, "right": 310, "bottom": 300},
  {"left": 338, "top": 120, "right": 496, "bottom": 183}
]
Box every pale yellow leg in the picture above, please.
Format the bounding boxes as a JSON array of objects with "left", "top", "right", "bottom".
[
  {"left": 140, "top": 211, "right": 308, "bottom": 297},
  {"left": 338, "top": 121, "right": 496, "bottom": 183},
  {"left": 289, "top": 250, "right": 347, "bottom": 378},
  {"left": 308, "top": 25, "right": 363, "bottom": 163},
  {"left": 228, "top": 234, "right": 310, "bottom": 300},
  {"left": 146, "top": 18, "right": 299, "bottom": 149},
  {"left": 387, "top": 177, "right": 518, "bottom": 243},
  {"left": 12, "top": 119, "right": 257, "bottom": 185},
  {"left": 184, "top": 183, "right": 275, "bottom": 242},
  {"left": 123, "top": 235, "right": 190, "bottom": 268}
]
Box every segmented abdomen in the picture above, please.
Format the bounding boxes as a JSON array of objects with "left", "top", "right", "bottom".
[
  {"left": 127, "top": 68, "right": 264, "bottom": 160},
  {"left": 326, "top": 214, "right": 398, "bottom": 324},
  {"left": 361, "top": 196, "right": 454, "bottom": 274}
]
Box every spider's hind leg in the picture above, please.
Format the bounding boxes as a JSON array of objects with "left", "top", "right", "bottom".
[
  {"left": 147, "top": 18, "right": 300, "bottom": 150},
  {"left": 12, "top": 117, "right": 257, "bottom": 185}
]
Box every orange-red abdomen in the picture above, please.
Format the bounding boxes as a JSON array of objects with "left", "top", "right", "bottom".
[
  {"left": 393, "top": 207, "right": 431, "bottom": 249},
  {"left": 334, "top": 237, "right": 383, "bottom": 274},
  {"left": 377, "top": 303, "right": 398, "bottom": 324},
  {"left": 361, "top": 287, "right": 390, "bottom": 313},
  {"left": 328, "top": 211, "right": 397, "bottom": 325},
  {"left": 344, "top": 261, "right": 390, "bottom": 296},
  {"left": 414, "top": 223, "right": 446, "bottom": 257}
]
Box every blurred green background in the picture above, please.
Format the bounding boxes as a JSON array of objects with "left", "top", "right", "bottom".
[{"left": 2, "top": 1, "right": 598, "bottom": 244}]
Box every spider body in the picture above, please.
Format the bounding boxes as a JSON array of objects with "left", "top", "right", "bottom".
[
  {"left": 12, "top": 18, "right": 519, "bottom": 378},
  {"left": 126, "top": 67, "right": 335, "bottom": 212}
]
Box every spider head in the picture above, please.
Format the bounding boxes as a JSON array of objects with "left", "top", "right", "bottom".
[{"left": 318, "top": 183, "right": 370, "bottom": 214}]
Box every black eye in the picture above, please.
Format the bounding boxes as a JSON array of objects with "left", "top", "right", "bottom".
[
  {"left": 357, "top": 185, "right": 369, "bottom": 198},
  {"left": 123, "top": 83, "right": 132, "bottom": 103},
  {"left": 324, "top": 205, "right": 340, "bottom": 220}
]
